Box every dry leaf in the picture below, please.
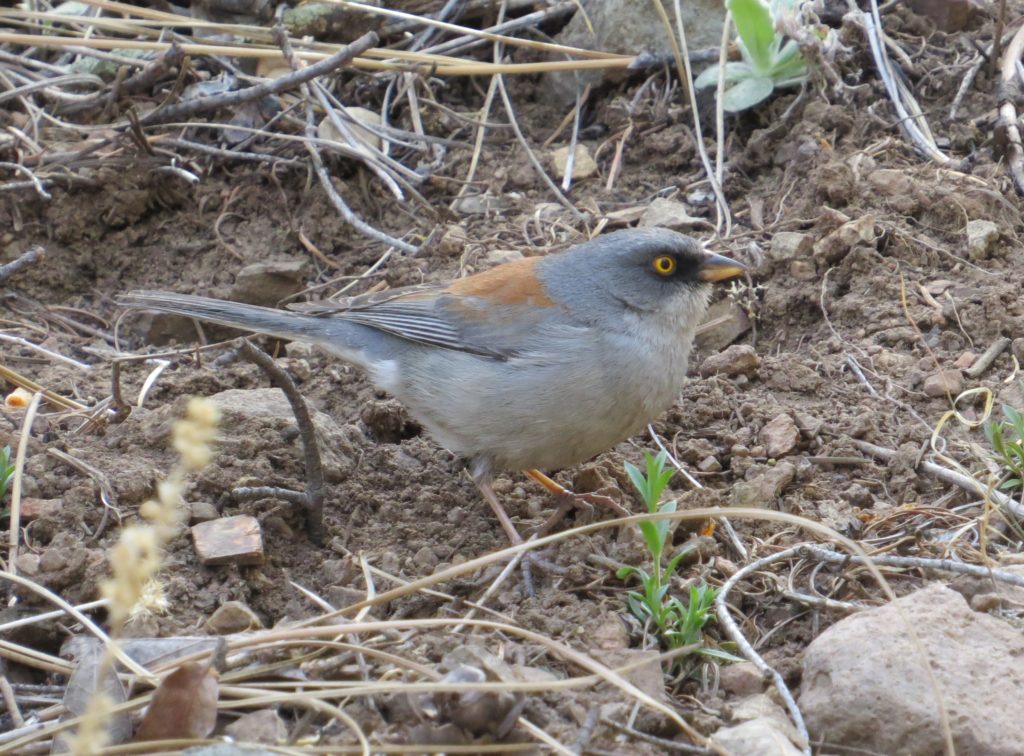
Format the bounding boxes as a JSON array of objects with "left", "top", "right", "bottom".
[{"left": 134, "top": 661, "right": 220, "bottom": 742}]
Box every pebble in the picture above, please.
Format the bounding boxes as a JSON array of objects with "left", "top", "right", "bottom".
[
  {"left": 229, "top": 260, "right": 307, "bottom": 307},
  {"left": 965, "top": 218, "right": 999, "bottom": 260},
  {"left": 206, "top": 601, "right": 263, "bottom": 634},
  {"left": 638, "top": 197, "right": 707, "bottom": 230},
  {"left": 923, "top": 369, "right": 963, "bottom": 398},
  {"left": 760, "top": 414, "right": 800, "bottom": 458},
  {"left": 953, "top": 351, "right": 977, "bottom": 370},
  {"left": 189, "top": 501, "right": 220, "bottom": 524},
  {"left": 718, "top": 661, "right": 765, "bottom": 696},
  {"left": 19, "top": 497, "right": 61, "bottom": 521},
  {"left": 697, "top": 455, "right": 722, "bottom": 473},
  {"left": 769, "top": 231, "right": 813, "bottom": 261},
  {"left": 224, "top": 709, "right": 288, "bottom": 745},
  {"left": 730, "top": 462, "right": 796, "bottom": 508},
  {"left": 551, "top": 144, "right": 598, "bottom": 180},
  {"left": 700, "top": 344, "right": 761, "bottom": 378}
]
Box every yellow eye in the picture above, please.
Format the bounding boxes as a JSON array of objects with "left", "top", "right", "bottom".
[{"left": 652, "top": 255, "right": 676, "bottom": 276}]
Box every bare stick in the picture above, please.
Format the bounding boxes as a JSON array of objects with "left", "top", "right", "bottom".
[
  {"left": 0, "top": 246, "right": 44, "bottom": 283},
  {"left": 236, "top": 339, "right": 325, "bottom": 544},
  {"left": 965, "top": 337, "right": 1010, "bottom": 379},
  {"left": 141, "top": 32, "right": 378, "bottom": 126},
  {"left": 997, "top": 23, "right": 1024, "bottom": 195},
  {"left": 716, "top": 545, "right": 810, "bottom": 754}
]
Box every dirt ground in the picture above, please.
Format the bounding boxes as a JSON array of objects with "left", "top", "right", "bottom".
[{"left": 2, "top": 2, "right": 1023, "bottom": 752}]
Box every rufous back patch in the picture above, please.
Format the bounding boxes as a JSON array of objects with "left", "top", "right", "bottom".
[{"left": 447, "top": 256, "right": 556, "bottom": 307}]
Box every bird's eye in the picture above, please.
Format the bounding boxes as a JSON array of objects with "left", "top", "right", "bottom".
[{"left": 652, "top": 255, "right": 676, "bottom": 276}]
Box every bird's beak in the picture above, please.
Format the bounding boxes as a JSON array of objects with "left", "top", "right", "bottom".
[{"left": 698, "top": 252, "right": 746, "bottom": 283}]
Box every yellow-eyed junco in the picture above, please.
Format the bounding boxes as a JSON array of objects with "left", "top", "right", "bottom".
[{"left": 120, "top": 228, "right": 744, "bottom": 547}]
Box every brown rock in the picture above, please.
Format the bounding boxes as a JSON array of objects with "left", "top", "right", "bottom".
[
  {"left": 191, "top": 515, "right": 264, "bottom": 566},
  {"left": 718, "top": 661, "right": 764, "bottom": 696},
  {"left": 769, "top": 232, "right": 813, "bottom": 261},
  {"left": 700, "top": 344, "right": 760, "bottom": 378},
  {"left": 206, "top": 601, "right": 263, "bottom": 634},
  {"left": 19, "top": 497, "right": 61, "bottom": 521},
  {"left": 551, "top": 144, "right": 598, "bottom": 180},
  {"left": 695, "top": 300, "right": 752, "bottom": 353},
  {"left": 760, "top": 414, "right": 800, "bottom": 458},
  {"left": 954, "top": 351, "right": 977, "bottom": 370},
  {"left": 189, "top": 501, "right": 219, "bottom": 524},
  {"left": 229, "top": 260, "right": 307, "bottom": 307},
  {"left": 923, "top": 369, "right": 964, "bottom": 398},
  {"left": 697, "top": 455, "right": 722, "bottom": 473},
  {"left": 224, "top": 708, "right": 288, "bottom": 745}
]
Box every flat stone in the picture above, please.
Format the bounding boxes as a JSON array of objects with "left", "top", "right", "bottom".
[
  {"left": 760, "top": 414, "right": 800, "bottom": 458},
  {"left": 700, "top": 344, "right": 760, "bottom": 378},
  {"left": 551, "top": 144, "right": 598, "bottom": 180},
  {"left": 224, "top": 709, "right": 288, "bottom": 745},
  {"left": 718, "top": 661, "right": 764, "bottom": 696},
  {"left": 730, "top": 462, "right": 796, "bottom": 508},
  {"left": 191, "top": 516, "right": 264, "bottom": 567},
  {"left": 697, "top": 455, "right": 722, "bottom": 473},
  {"left": 206, "top": 601, "right": 263, "bottom": 634},
  {"left": 769, "top": 232, "right": 813, "bottom": 261},
  {"left": 801, "top": 583, "right": 1024, "bottom": 754},
  {"left": 639, "top": 197, "right": 708, "bottom": 230},
  {"left": 695, "top": 300, "right": 752, "bottom": 353},
  {"left": 189, "top": 501, "right": 220, "bottom": 524},
  {"left": 923, "top": 369, "right": 964, "bottom": 398},
  {"left": 229, "top": 260, "right": 307, "bottom": 308},
  {"left": 712, "top": 717, "right": 804, "bottom": 755}
]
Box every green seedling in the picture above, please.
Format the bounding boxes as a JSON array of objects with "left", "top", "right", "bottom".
[
  {"left": 0, "top": 446, "right": 14, "bottom": 502},
  {"left": 616, "top": 451, "right": 737, "bottom": 661},
  {"left": 985, "top": 405, "right": 1024, "bottom": 492},
  {"left": 695, "top": 0, "right": 808, "bottom": 113}
]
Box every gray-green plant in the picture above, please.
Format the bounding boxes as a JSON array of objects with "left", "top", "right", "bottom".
[
  {"left": 695, "top": 0, "right": 809, "bottom": 113},
  {"left": 616, "top": 451, "right": 736, "bottom": 660},
  {"left": 985, "top": 405, "right": 1024, "bottom": 492}
]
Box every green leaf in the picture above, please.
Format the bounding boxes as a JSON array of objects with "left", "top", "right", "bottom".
[
  {"left": 722, "top": 76, "right": 775, "bottom": 112},
  {"left": 728, "top": 0, "right": 777, "bottom": 73},
  {"left": 624, "top": 460, "right": 647, "bottom": 501},
  {"left": 638, "top": 520, "right": 663, "bottom": 558},
  {"left": 696, "top": 647, "right": 746, "bottom": 662},
  {"left": 664, "top": 545, "right": 695, "bottom": 581}
]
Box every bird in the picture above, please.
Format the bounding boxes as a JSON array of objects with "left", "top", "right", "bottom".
[{"left": 119, "top": 227, "right": 745, "bottom": 556}]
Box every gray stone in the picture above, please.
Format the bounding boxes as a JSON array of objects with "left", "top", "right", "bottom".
[
  {"left": 769, "top": 232, "right": 813, "bottom": 262},
  {"left": 546, "top": 0, "right": 725, "bottom": 105},
  {"left": 965, "top": 219, "right": 999, "bottom": 260},
  {"left": 224, "top": 709, "right": 288, "bottom": 745},
  {"left": 760, "top": 414, "right": 800, "bottom": 458},
  {"left": 639, "top": 197, "right": 708, "bottom": 230},
  {"left": 730, "top": 462, "right": 796, "bottom": 508},
  {"left": 801, "top": 583, "right": 1024, "bottom": 755}
]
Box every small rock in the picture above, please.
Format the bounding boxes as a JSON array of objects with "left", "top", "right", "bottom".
[
  {"left": 954, "top": 351, "right": 977, "bottom": 370},
  {"left": 437, "top": 225, "right": 469, "bottom": 257},
  {"left": 15, "top": 553, "right": 40, "bottom": 577},
  {"left": 695, "top": 300, "right": 752, "bottom": 352},
  {"left": 718, "top": 661, "right": 764, "bottom": 696},
  {"left": 551, "top": 144, "right": 598, "bottom": 180},
  {"left": 412, "top": 546, "right": 439, "bottom": 573},
  {"left": 965, "top": 219, "right": 999, "bottom": 261},
  {"left": 769, "top": 232, "right": 813, "bottom": 261},
  {"left": 730, "top": 462, "right": 796, "bottom": 508},
  {"left": 639, "top": 197, "right": 708, "bottom": 230},
  {"left": 224, "top": 709, "right": 288, "bottom": 745},
  {"left": 923, "top": 369, "right": 964, "bottom": 397},
  {"left": 793, "top": 412, "right": 823, "bottom": 437},
  {"left": 191, "top": 516, "right": 264, "bottom": 567},
  {"left": 19, "top": 497, "right": 61, "bottom": 521},
  {"left": 189, "top": 501, "right": 220, "bottom": 524},
  {"left": 450, "top": 193, "right": 513, "bottom": 216},
  {"left": 230, "top": 260, "right": 307, "bottom": 308},
  {"left": 206, "top": 601, "right": 263, "bottom": 634},
  {"left": 697, "top": 455, "right": 722, "bottom": 473},
  {"left": 484, "top": 248, "right": 524, "bottom": 266},
  {"left": 318, "top": 106, "right": 383, "bottom": 154},
  {"left": 760, "top": 414, "right": 800, "bottom": 458},
  {"left": 1012, "top": 337, "right": 1024, "bottom": 365},
  {"left": 712, "top": 717, "right": 804, "bottom": 755},
  {"left": 814, "top": 216, "right": 878, "bottom": 263},
  {"left": 788, "top": 259, "right": 817, "bottom": 280},
  {"left": 700, "top": 344, "right": 761, "bottom": 378}
]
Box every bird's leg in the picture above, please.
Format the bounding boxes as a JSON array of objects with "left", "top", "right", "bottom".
[
  {"left": 476, "top": 477, "right": 535, "bottom": 596},
  {"left": 525, "top": 468, "right": 632, "bottom": 536}
]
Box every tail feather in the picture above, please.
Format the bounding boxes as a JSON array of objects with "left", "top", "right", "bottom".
[{"left": 118, "top": 291, "right": 332, "bottom": 344}]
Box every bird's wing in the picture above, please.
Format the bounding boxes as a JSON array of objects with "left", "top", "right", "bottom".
[{"left": 284, "top": 260, "right": 571, "bottom": 360}]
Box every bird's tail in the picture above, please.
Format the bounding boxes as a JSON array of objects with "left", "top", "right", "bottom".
[{"left": 118, "top": 291, "right": 334, "bottom": 344}]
